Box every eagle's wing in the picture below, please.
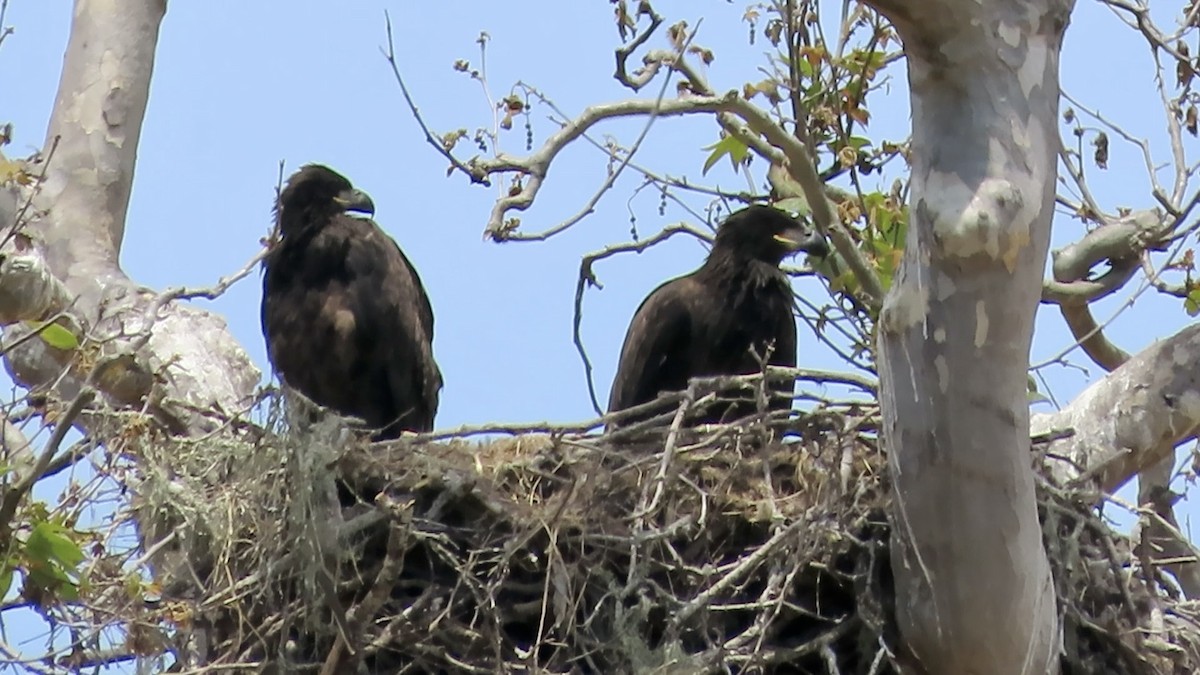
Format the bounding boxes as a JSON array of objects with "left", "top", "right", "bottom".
[
  {"left": 766, "top": 287, "right": 798, "bottom": 411},
  {"left": 350, "top": 219, "right": 443, "bottom": 433},
  {"left": 772, "top": 294, "right": 798, "bottom": 367},
  {"left": 607, "top": 277, "right": 695, "bottom": 419}
]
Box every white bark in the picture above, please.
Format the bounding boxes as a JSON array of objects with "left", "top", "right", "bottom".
[
  {"left": 1032, "top": 324, "right": 1200, "bottom": 493},
  {"left": 1032, "top": 324, "right": 1200, "bottom": 598},
  {"left": 866, "top": 0, "right": 1074, "bottom": 672},
  {"left": 1033, "top": 323, "right": 1200, "bottom": 597},
  {"left": 4, "top": 0, "right": 258, "bottom": 433},
  {"left": 1039, "top": 206, "right": 1200, "bottom": 598}
]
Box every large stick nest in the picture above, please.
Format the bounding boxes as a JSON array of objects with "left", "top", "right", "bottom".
[{"left": 125, "top": 396, "right": 1200, "bottom": 674}]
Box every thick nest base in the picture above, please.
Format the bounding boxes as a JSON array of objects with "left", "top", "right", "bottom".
[{"left": 136, "top": 415, "right": 1200, "bottom": 674}]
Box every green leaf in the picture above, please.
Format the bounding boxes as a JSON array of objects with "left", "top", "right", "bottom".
[
  {"left": 700, "top": 135, "right": 750, "bottom": 175},
  {"left": 26, "top": 522, "right": 84, "bottom": 570},
  {"left": 796, "top": 57, "right": 814, "bottom": 80},
  {"left": 846, "top": 136, "right": 872, "bottom": 150},
  {"left": 0, "top": 560, "right": 13, "bottom": 599},
  {"left": 774, "top": 196, "right": 810, "bottom": 218},
  {"left": 22, "top": 321, "right": 79, "bottom": 351},
  {"left": 1026, "top": 375, "right": 1050, "bottom": 404},
  {"left": 1186, "top": 288, "right": 1200, "bottom": 316},
  {"left": 55, "top": 577, "right": 80, "bottom": 602}
]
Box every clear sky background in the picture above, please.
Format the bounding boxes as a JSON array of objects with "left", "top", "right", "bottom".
[{"left": 1, "top": 0, "right": 1196, "bottom": 671}]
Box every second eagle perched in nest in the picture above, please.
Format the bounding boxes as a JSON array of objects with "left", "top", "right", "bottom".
[
  {"left": 607, "top": 205, "right": 828, "bottom": 427},
  {"left": 261, "top": 165, "right": 442, "bottom": 438}
]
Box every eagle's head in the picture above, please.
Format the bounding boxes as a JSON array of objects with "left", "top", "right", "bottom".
[
  {"left": 713, "top": 204, "right": 829, "bottom": 266},
  {"left": 277, "top": 164, "right": 375, "bottom": 235}
]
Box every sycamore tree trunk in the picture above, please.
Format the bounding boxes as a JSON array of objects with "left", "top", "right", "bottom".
[
  {"left": 864, "top": 0, "right": 1074, "bottom": 672},
  {"left": 3, "top": 0, "right": 257, "bottom": 435},
  {"left": 1, "top": 1, "right": 258, "bottom": 662}
]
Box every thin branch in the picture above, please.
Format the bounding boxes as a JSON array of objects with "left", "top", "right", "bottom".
[
  {"left": 0, "top": 386, "right": 94, "bottom": 536},
  {"left": 613, "top": 4, "right": 666, "bottom": 91},
  {"left": 631, "top": 385, "right": 692, "bottom": 522},
  {"left": 1, "top": 136, "right": 59, "bottom": 252},
  {"left": 500, "top": 19, "right": 704, "bottom": 243},
  {"left": 413, "top": 34, "right": 884, "bottom": 306},
  {"left": 1062, "top": 91, "right": 1174, "bottom": 213},
  {"left": 154, "top": 247, "right": 269, "bottom": 303},
  {"left": 474, "top": 93, "right": 741, "bottom": 239},
  {"left": 382, "top": 12, "right": 488, "bottom": 185},
  {"left": 668, "top": 518, "right": 805, "bottom": 633},
  {"left": 573, "top": 222, "right": 710, "bottom": 415},
  {"left": 0, "top": 0, "right": 12, "bottom": 51},
  {"left": 529, "top": 85, "right": 764, "bottom": 207},
  {"left": 395, "top": 366, "right": 874, "bottom": 444}
]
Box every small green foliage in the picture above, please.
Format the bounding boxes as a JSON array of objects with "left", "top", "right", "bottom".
[
  {"left": 846, "top": 136, "right": 872, "bottom": 150},
  {"left": 742, "top": 78, "right": 781, "bottom": 103},
  {"left": 27, "top": 521, "right": 85, "bottom": 569},
  {"left": 1185, "top": 287, "right": 1200, "bottom": 316},
  {"left": 0, "top": 156, "right": 33, "bottom": 186},
  {"left": 0, "top": 557, "right": 13, "bottom": 599},
  {"left": 774, "top": 196, "right": 810, "bottom": 218},
  {"left": 440, "top": 129, "right": 468, "bottom": 152},
  {"left": 21, "top": 519, "right": 86, "bottom": 603},
  {"left": 1027, "top": 375, "right": 1051, "bottom": 404},
  {"left": 22, "top": 320, "right": 79, "bottom": 351},
  {"left": 701, "top": 134, "right": 750, "bottom": 175},
  {"left": 812, "top": 191, "right": 907, "bottom": 297}
]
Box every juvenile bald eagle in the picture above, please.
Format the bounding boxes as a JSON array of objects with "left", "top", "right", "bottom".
[
  {"left": 607, "top": 205, "right": 828, "bottom": 427},
  {"left": 261, "top": 164, "right": 442, "bottom": 438}
]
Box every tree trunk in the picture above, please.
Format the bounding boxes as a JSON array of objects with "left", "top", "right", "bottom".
[
  {"left": 6, "top": 0, "right": 258, "bottom": 433},
  {"left": 865, "top": 0, "right": 1074, "bottom": 671}
]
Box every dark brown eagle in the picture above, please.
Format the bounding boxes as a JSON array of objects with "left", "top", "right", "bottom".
[
  {"left": 606, "top": 204, "right": 828, "bottom": 427},
  {"left": 261, "top": 164, "right": 442, "bottom": 438}
]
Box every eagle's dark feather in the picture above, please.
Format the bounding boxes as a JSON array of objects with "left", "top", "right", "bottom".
[
  {"left": 607, "top": 205, "right": 828, "bottom": 427},
  {"left": 261, "top": 164, "right": 442, "bottom": 437}
]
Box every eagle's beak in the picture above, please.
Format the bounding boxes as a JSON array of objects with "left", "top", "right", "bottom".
[
  {"left": 774, "top": 227, "right": 830, "bottom": 257},
  {"left": 334, "top": 188, "right": 376, "bottom": 216}
]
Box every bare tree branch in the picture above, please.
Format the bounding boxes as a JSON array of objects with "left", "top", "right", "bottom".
[
  {"left": 397, "top": 25, "right": 885, "bottom": 308},
  {"left": 382, "top": 12, "right": 487, "bottom": 186},
  {"left": 573, "top": 222, "right": 711, "bottom": 415},
  {"left": 0, "top": 387, "right": 92, "bottom": 539},
  {"left": 1056, "top": 302, "right": 1132, "bottom": 373},
  {"left": 613, "top": 3, "right": 665, "bottom": 91},
  {"left": 1033, "top": 323, "right": 1200, "bottom": 493}
]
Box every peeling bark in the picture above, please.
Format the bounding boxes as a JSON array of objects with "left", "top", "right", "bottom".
[
  {"left": 866, "top": 0, "right": 1074, "bottom": 671},
  {"left": 1032, "top": 324, "right": 1200, "bottom": 493},
  {"left": 1035, "top": 203, "right": 1200, "bottom": 599},
  {"left": 5, "top": 0, "right": 258, "bottom": 434}
]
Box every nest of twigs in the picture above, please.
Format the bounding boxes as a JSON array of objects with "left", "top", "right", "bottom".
[{"left": 125, "top": 395, "right": 1200, "bottom": 674}]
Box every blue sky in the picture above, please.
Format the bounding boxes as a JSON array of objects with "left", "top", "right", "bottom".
[{"left": 1, "top": 0, "right": 1197, "bottom": 670}]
